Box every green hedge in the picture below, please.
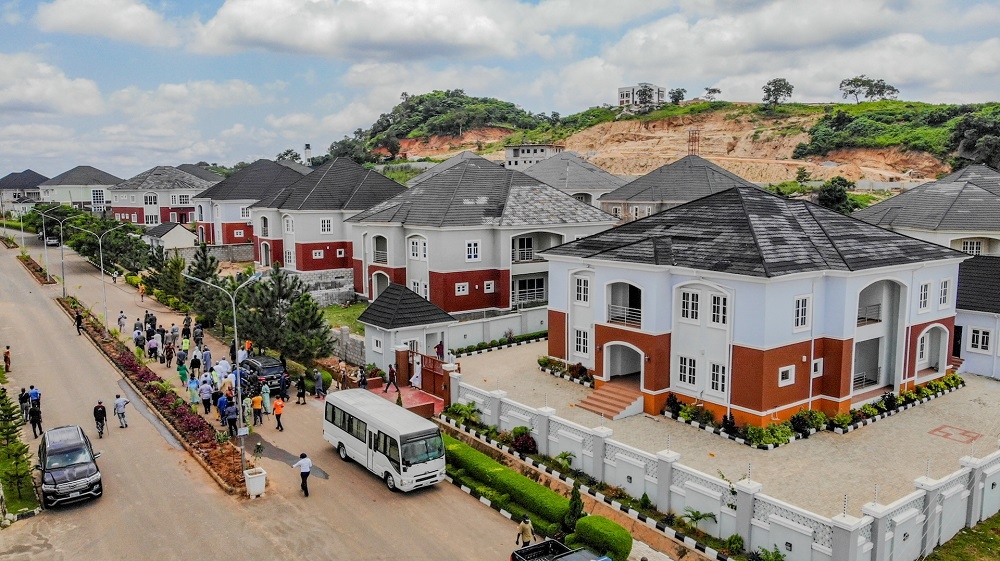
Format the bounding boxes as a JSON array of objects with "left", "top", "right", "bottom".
[
  {"left": 444, "top": 435, "right": 569, "bottom": 530},
  {"left": 567, "top": 515, "right": 632, "bottom": 561}
]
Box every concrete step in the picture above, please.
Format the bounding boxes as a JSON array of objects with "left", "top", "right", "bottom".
[{"left": 577, "top": 383, "right": 644, "bottom": 420}]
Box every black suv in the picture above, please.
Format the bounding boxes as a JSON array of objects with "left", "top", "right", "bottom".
[
  {"left": 37, "top": 425, "right": 103, "bottom": 508},
  {"left": 240, "top": 356, "right": 285, "bottom": 390}
]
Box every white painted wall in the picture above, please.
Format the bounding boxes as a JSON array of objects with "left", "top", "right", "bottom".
[{"left": 955, "top": 310, "right": 1000, "bottom": 378}]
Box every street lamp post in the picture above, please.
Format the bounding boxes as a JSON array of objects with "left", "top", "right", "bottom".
[
  {"left": 182, "top": 271, "right": 263, "bottom": 472},
  {"left": 40, "top": 210, "right": 73, "bottom": 298},
  {"left": 41, "top": 217, "right": 52, "bottom": 283},
  {"left": 69, "top": 222, "right": 128, "bottom": 336}
]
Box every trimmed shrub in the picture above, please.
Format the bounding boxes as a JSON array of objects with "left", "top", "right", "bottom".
[
  {"left": 568, "top": 515, "right": 632, "bottom": 561},
  {"left": 831, "top": 413, "right": 852, "bottom": 429},
  {"left": 489, "top": 340, "right": 498, "bottom": 347},
  {"left": 476, "top": 341, "right": 488, "bottom": 351}
]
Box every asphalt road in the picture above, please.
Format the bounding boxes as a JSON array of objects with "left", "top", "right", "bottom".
[{"left": 0, "top": 232, "right": 515, "bottom": 561}]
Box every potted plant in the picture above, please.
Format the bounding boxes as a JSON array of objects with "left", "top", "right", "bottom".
[{"left": 244, "top": 441, "right": 267, "bottom": 498}]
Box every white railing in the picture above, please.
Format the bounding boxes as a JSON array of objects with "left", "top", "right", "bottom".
[
  {"left": 857, "top": 303, "right": 882, "bottom": 326},
  {"left": 672, "top": 464, "right": 731, "bottom": 499},
  {"left": 852, "top": 367, "right": 882, "bottom": 392},
  {"left": 512, "top": 288, "right": 546, "bottom": 304},
  {"left": 511, "top": 248, "right": 535, "bottom": 262},
  {"left": 607, "top": 304, "right": 641, "bottom": 329},
  {"left": 373, "top": 250, "right": 387, "bottom": 264}
]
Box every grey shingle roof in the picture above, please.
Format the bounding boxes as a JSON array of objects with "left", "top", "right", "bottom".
[
  {"left": 348, "top": 159, "right": 616, "bottom": 227},
  {"left": 176, "top": 164, "right": 224, "bottom": 182},
  {"left": 544, "top": 186, "right": 965, "bottom": 278},
  {"left": 598, "top": 155, "right": 759, "bottom": 205},
  {"left": 406, "top": 151, "right": 494, "bottom": 186},
  {"left": 254, "top": 157, "right": 406, "bottom": 211},
  {"left": 358, "top": 283, "right": 455, "bottom": 329},
  {"left": 193, "top": 159, "right": 309, "bottom": 201},
  {"left": 110, "top": 166, "right": 216, "bottom": 192},
  {"left": 522, "top": 152, "right": 627, "bottom": 192},
  {"left": 39, "top": 165, "right": 121, "bottom": 186},
  {"left": 275, "top": 159, "right": 315, "bottom": 175},
  {"left": 0, "top": 170, "right": 48, "bottom": 191},
  {"left": 145, "top": 222, "right": 187, "bottom": 238},
  {"left": 853, "top": 164, "right": 1000, "bottom": 231},
  {"left": 957, "top": 256, "right": 1000, "bottom": 314}
]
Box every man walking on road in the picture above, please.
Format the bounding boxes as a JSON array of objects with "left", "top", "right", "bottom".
[
  {"left": 251, "top": 394, "right": 264, "bottom": 426},
  {"left": 3, "top": 345, "right": 10, "bottom": 372},
  {"left": 118, "top": 311, "right": 127, "bottom": 335},
  {"left": 75, "top": 310, "right": 84, "bottom": 335},
  {"left": 18, "top": 388, "right": 30, "bottom": 422},
  {"left": 292, "top": 452, "right": 312, "bottom": 497},
  {"left": 28, "top": 385, "right": 41, "bottom": 410},
  {"left": 199, "top": 380, "right": 214, "bottom": 414},
  {"left": 272, "top": 396, "right": 284, "bottom": 431},
  {"left": 224, "top": 401, "right": 239, "bottom": 438},
  {"left": 28, "top": 403, "right": 42, "bottom": 438},
  {"left": 113, "top": 394, "right": 130, "bottom": 428},
  {"left": 384, "top": 364, "right": 400, "bottom": 393}
]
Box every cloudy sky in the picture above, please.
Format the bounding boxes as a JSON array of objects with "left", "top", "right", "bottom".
[{"left": 2, "top": 0, "right": 999, "bottom": 179}]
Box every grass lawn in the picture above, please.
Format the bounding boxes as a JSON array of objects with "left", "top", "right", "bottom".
[
  {"left": 926, "top": 514, "right": 1000, "bottom": 561},
  {"left": 0, "top": 443, "right": 40, "bottom": 514},
  {"left": 323, "top": 302, "right": 368, "bottom": 336}
]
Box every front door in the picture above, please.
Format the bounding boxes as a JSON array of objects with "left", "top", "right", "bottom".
[{"left": 953, "top": 326, "right": 963, "bottom": 358}]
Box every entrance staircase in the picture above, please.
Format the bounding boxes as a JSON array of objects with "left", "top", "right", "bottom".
[
  {"left": 949, "top": 356, "right": 964, "bottom": 372},
  {"left": 577, "top": 383, "right": 643, "bottom": 420}
]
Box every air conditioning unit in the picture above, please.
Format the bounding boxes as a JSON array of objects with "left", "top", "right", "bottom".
[{"left": 246, "top": 221, "right": 253, "bottom": 226}]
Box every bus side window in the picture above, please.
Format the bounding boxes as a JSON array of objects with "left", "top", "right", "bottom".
[{"left": 387, "top": 438, "right": 400, "bottom": 473}]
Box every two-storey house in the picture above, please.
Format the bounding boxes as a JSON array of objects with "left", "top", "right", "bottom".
[
  {"left": 854, "top": 164, "right": 1000, "bottom": 256},
  {"left": 523, "top": 151, "right": 627, "bottom": 206},
  {"left": 251, "top": 157, "right": 406, "bottom": 272},
  {"left": 193, "top": 159, "right": 309, "bottom": 245},
  {"left": 0, "top": 169, "right": 47, "bottom": 215},
  {"left": 109, "top": 166, "right": 219, "bottom": 227},
  {"left": 39, "top": 166, "right": 122, "bottom": 212},
  {"left": 504, "top": 144, "right": 564, "bottom": 168},
  {"left": 618, "top": 83, "right": 666, "bottom": 106},
  {"left": 348, "top": 157, "right": 617, "bottom": 314},
  {"left": 544, "top": 185, "right": 967, "bottom": 425}
]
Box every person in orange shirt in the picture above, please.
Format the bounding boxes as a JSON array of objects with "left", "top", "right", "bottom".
[
  {"left": 138, "top": 283, "right": 146, "bottom": 302},
  {"left": 244, "top": 339, "right": 252, "bottom": 353},
  {"left": 272, "top": 396, "right": 284, "bottom": 432},
  {"left": 251, "top": 393, "right": 264, "bottom": 426}
]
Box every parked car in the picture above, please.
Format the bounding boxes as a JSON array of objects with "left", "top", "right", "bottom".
[
  {"left": 45, "top": 236, "right": 60, "bottom": 246},
  {"left": 240, "top": 356, "right": 285, "bottom": 390},
  {"left": 36, "top": 425, "right": 103, "bottom": 508},
  {"left": 511, "top": 540, "right": 607, "bottom": 561}
]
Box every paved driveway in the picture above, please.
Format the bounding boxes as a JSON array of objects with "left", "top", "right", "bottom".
[{"left": 456, "top": 342, "right": 1000, "bottom": 517}]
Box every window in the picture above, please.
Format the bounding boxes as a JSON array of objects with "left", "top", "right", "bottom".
[
  {"left": 612, "top": 206, "right": 621, "bottom": 217},
  {"left": 144, "top": 193, "right": 157, "bottom": 205},
  {"left": 241, "top": 207, "right": 250, "bottom": 219},
  {"left": 778, "top": 365, "right": 795, "bottom": 387},
  {"left": 812, "top": 358, "right": 824, "bottom": 378},
  {"left": 197, "top": 206, "right": 203, "bottom": 221},
  {"left": 233, "top": 230, "right": 244, "bottom": 238},
  {"left": 170, "top": 212, "right": 178, "bottom": 222},
  {"left": 144, "top": 215, "right": 159, "bottom": 225},
  {"left": 131, "top": 213, "right": 137, "bottom": 222},
  {"left": 114, "top": 213, "right": 121, "bottom": 220},
  {"left": 336, "top": 248, "right": 345, "bottom": 258},
  {"left": 939, "top": 280, "right": 950, "bottom": 307},
  {"left": 484, "top": 280, "right": 495, "bottom": 294},
  {"left": 678, "top": 356, "right": 696, "bottom": 385},
  {"left": 179, "top": 195, "right": 190, "bottom": 205},
  {"left": 410, "top": 239, "right": 420, "bottom": 258},
  {"left": 918, "top": 283, "right": 930, "bottom": 311},
  {"left": 917, "top": 335, "right": 927, "bottom": 361},
  {"left": 970, "top": 329, "right": 992, "bottom": 352},
  {"left": 375, "top": 431, "right": 401, "bottom": 473},
  {"left": 312, "top": 250, "right": 323, "bottom": 259},
  {"left": 179, "top": 213, "right": 187, "bottom": 224},
  {"left": 130, "top": 195, "right": 136, "bottom": 203},
  {"left": 421, "top": 240, "right": 427, "bottom": 259},
  {"left": 328, "top": 405, "right": 367, "bottom": 443},
  {"left": 455, "top": 282, "right": 469, "bottom": 296},
  {"left": 284, "top": 249, "right": 294, "bottom": 265},
  {"left": 170, "top": 195, "right": 177, "bottom": 205},
  {"left": 645, "top": 206, "right": 652, "bottom": 217},
  {"left": 680, "top": 291, "right": 699, "bottom": 320},
  {"left": 422, "top": 282, "right": 429, "bottom": 300},
  {"left": 710, "top": 294, "right": 727, "bottom": 325},
  {"left": 113, "top": 195, "right": 118, "bottom": 202},
  {"left": 411, "top": 280, "right": 420, "bottom": 294},
  {"left": 963, "top": 240, "right": 983, "bottom": 255},
  {"left": 794, "top": 297, "right": 810, "bottom": 330},
  {"left": 284, "top": 217, "right": 294, "bottom": 233},
  {"left": 373, "top": 338, "right": 383, "bottom": 353},
  {"left": 320, "top": 219, "right": 332, "bottom": 234},
  {"left": 260, "top": 217, "right": 269, "bottom": 237},
  {"left": 91, "top": 189, "right": 105, "bottom": 209},
  {"left": 710, "top": 363, "right": 726, "bottom": 393},
  {"left": 574, "top": 329, "right": 589, "bottom": 355},
  {"left": 575, "top": 277, "right": 590, "bottom": 303},
  {"left": 466, "top": 240, "right": 480, "bottom": 261}
]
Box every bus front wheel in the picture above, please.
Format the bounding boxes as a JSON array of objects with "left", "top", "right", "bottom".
[
  {"left": 338, "top": 443, "right": 348, "bottom": 462},
  {"left": 385, "top": 473, "right": 396, "bottom": 491}
]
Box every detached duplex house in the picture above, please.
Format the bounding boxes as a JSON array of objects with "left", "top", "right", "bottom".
[
  {"left": 0, "top": 169, "right": 47, "bottom": 214},
  {"left": 251, "top": 157, "right": 406, "bottom": 271},
  {"left": 523, "top": 151, "right": 627, "bottom": 206},
  {"left": 348, "top": 157, "right": 617, "bottom": 314},
  {"left": 193, "top": 160, "right": 309, "bottom": 245},
  {"left": 544, "top": 185, "right": 967, "bottom": 425},
  {"left": 39, "top": 166, "right": 122, "bottom": 212},
  {"left": 109, "top": 166, "right": 218, "bottom": 226},
  {"left": 854, "top": 164, "right": 1000, "bottom": 256}
]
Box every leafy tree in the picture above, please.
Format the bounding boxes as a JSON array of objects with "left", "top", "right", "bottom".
[
  {"left": 668, "top": 88, "right": 686, "bottom": 105},
  {"left": 635, "top": 85, "right": 655, "bottom": 106},
  {"left": 795, "top": 167, "right": 811, "bottom": 183},
  {"left": 563, "top": 483, "right": 585, "bottom": 532},
  {"left": 704, "top": 87, "right": 721, "bottom": 101},
  {"left": 761, "top": 78, "right": 794, "bottom": 109},
  {"left": 2, "top": 440, "right": 33, "bottom": 499},
  {"left": 840, "top": 75, "right": 899, "bottom": 103},
  {"left": 283, "top": 293, "right": 335, "bottom": 362},
  {"left": 276, "top": 149, "right": 302, "bottom": 163},
  {"left": 378, "top": 135, "right": 402, "bottom": 160},
  {"left": 188, "top": 243, "right": 219, "bottom": 281},
  {"left": 159, "top": 254, "right": 187, "bottom": 300},
  {"left": 63, "top": 214, "right": 147, "bottom": 273},
  {"left": 329, "top": 129, "right": 376, "bottom": 165},
  {"left": 241, "top": 263, "right": 312, "bottom": 353},
  {"left": 866, "top": 79, "right": 899, "bottom": 101},
  {"left": 0, "top": 391, "right": 22, "bottom": 456},
  {"left": 817, "top": 176, "right": 857, "bottom": 215}
]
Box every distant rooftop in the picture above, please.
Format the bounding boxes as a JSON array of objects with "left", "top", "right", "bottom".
[{"left": 40, "top": 165, "right": 121, "bottom": 186}]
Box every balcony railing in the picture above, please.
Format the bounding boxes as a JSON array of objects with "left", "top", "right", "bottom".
[
  {"left": 857, "top": 304, "right": 882, "bottom": 326},
  {"left": 852, "top": 367, "right": 882, "bottom": 392},
  {"left": 607, "top": 304, "right": 642, "bottom": 329},
  {"left": 512, "top": 288, "right": 546, "bottom": 304},
  {"left": 261, "top": 227, "right": 269, "bottom": 237},
  {"left": 373, "top": 250, "right": 387, "bottom": 264},
  {"left": 511, "top": 248, "right": 535, "bottom": 262}
]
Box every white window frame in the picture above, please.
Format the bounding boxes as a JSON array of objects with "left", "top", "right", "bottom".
[
  {"left": 778, "top": 365, "right": 795, "bottom": 387},
  {"left": 144, "top": 214, "right": 160, "bottom": 225},
  {"left": 411, "top": 280, "right": 421, "bottom": 294},
  {"left": 144, "top": 193, "right": 157, "bottom": 205},
  {"left": 284, "top": 249, "right": 294, "bottom": 265},
  {"left": 962, "top": 240, "right": 983, "bottom": 255},
  {"left": 709, "top": 363, "right": 726, "bottom": 393},
  {"left": 710, "top": 294, "right": 727, "bottom": 326},
  {"left": 680, "top": 290, "right": 700, "bottom": 322},
  {"left": 114, "top": 213, "right": 121, "bottom": 220},
  {"left": 465, "top": 240, "right": 480, "bottom": 262},
  {"left": 130, "top": 195, "right": 136, "bottom": 203},
  {"left": 131, "top": 213, "right": 137, "bottom": 222},
  {"left": 794, "top": 296, "right": 810, "bottom": 331},
  {"left": 969, "top": 328, "right": 992, "bottom": 353},
  {"left": 421, "top": 240, "right": 427, "bottom": 260},
  {"left": 312, "top": 249, "right": 323, "bottom": 259},
  {"left": 336, "top": 248, "right": 345, "bottom": 258},
  {"left": 91, "top": 189, "right": 105, "bottom": 208},
  {"left": 573, "top": 329, "right": 589, "bottom": 357},
  {"left": 917, "top": 335, "right": 927, "bottom": 361},
  {"left": 574, "top": 277, "right": 590, "bottom": 304},
  {"left": 455, "top": 282, "right": 470, "bottom": 296},
  {"left": 811, "top": 358, "right": 824, "bottom": 378},
  {"left": 678, "top": 356, "right": 697, "bottom": 386},
  {"left": 170, "top": 194, "right": 177, "bottom": 205},
  {"left": 284, "top": 217, "right": 294, "bottom": 234},
  {"left": 170, "top": 212, "right": 178, "bottom": 223},
  {"left": 240, "top": 207, "right": 251, "bottom": 219},
  {"left": 233, "top": 229, "right": 244, "bottom": 238},
  {"left": 373, "top": 337, "right": 383, "bottom": 354},
  {"left": 918, "top": 282, "right": 930, "bottom": 312},
  {"left": 320, "top": 218, "right": 333, "bottom": 234},
  {"left": 484, "top": 280, "right": 495, "bottom": 294},
  {"left": 422, "top": 281, "right": 429, "bottom": 300},
  {"left": 612, "top": 206, "right": 621, "bottom": 217},
  {"left": 178, "top": 194, "right": 190, "bottom": 205},
  {"left": 939, "top": 279, "right": 950, "bottom": 307},
  {"left": 409, "top": 239, "right": 420, "bottom": 259}
]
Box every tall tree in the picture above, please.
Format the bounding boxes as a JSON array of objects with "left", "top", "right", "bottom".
[
  {"left": 704, "top": 87, "right": 721, "bottom": 101},
  {"left": 2, "top": 440, "right": 33, "bottom": 499},
  {"left": 242, "top": 263, "right": 306, "bottom": 351},
  {"left": 284, "top": 293, "right": 334, "bottom": 362},
  {"left": 0, "top": 391, "right": 21, "bottom": 456},
  {"left": 817, "top": 176, "right": 856, "bottom": 215},
  {"left": 276, "top": 149, "right": 302, "bottom": 163},
  {"left": 159, "top": 253, "right": 187, "bottom": 299},
  {"left": 187, "top": 243, "right": 219, "bottom": 281},
  {"left": 761, "top": 78, "right": 794, "bottom": 109},
  {"left": 143, "top": 245, "right": 167, "bottom": 291},
  {"left": 840, "top": 75, "right": 899, "bottom": 103},
  {"left": 668, "top": 88, "right": 687, "bottom": 105},
  {"left": 635, "top": 85, "right": 654, "bottom": 106}
]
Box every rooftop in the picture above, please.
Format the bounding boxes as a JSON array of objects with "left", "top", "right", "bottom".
[
  {"left": 522, "top": 152, "right": 627, "bottom": 192},
  {"left": 0, "top": 169, "right": 48, "bottom": 191},
  {"left": 598, "top": 154, "right": 759, "bottom": 205},
  {"left": 406, "top": 151, "right": 492, "bottom": 187},
  {"left": 39, "top": 165, "right": 121, "bottom": 186},
  {"left": 358, "top": 283, "right": 455, "bottom": 330},
  {"left": 254, "top": 157, "right": 406, "bottom": 211},
  {"left": 110, "top": 166, "right": 217, "bottom": 192},
  {"left": 957, "top": 255, "right": 1000, "bottom": 314},
  {"left": 194, "top": 159, "right": 309, "bottom": 201}
]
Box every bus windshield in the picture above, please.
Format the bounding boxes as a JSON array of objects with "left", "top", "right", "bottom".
[{"left": 401, "top": 433, "right": 444, "bottom": 465}]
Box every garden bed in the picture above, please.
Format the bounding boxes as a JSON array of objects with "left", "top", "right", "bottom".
[
  {"left": 0, "top": 235, "right": 18, "bottom": 249},
  {"left": 829, "top": 380, "right": 965, "bottom": 434},
  {"left": 537, "top": 356, "right": 595, "bottom": 388},
  {"left": 17, "top": 255, "right": 56, "bottom": 284},
  {"left": 451, "top": 331, "right": 548, "bottom": 358}
]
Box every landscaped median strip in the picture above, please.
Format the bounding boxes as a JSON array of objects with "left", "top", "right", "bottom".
[{"left": 451, "top": 335, "right": 548, "bottom": 359}]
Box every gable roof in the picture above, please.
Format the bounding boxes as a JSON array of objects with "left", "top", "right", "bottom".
[
  {"left": 275, "top": 159, "right": 315, "bottom": 174},
  {"left": 176, "top": 164, "right": 224, "bottom": 182},
  {"left": 144, "top": 222, "right": 191, "bottom": 239},
  {"left": 598, "top": 154, "right": 759, "bottom": 205},
  {"left": 193, "top": 159, "right": 309, "bottom": 201},
  {"left": 853, "top": 164, "right": 1000, "bottom": 231},
  {"left": 544, "top": 185, "right": 965, "bottom": 278},
  {"left": 522, "top": 152, "right": 627, "bottom": 192},
  {"left": 348, "top": 158, "right": 616, "bottom": 228},
  {"left": 39, "top": 165, "right": 121, "bottom": 186},
  {"left": 110, "top": 166, "right": 217, "bottom": 192},
  {"left": 254, "top": 157, "right": 406, "bottom": 211},
  {"left": 957, "top": 255, "right": 1000, "bottom": 314},
  {"left": 406, "top": 151, "right": 494, "bottom": 186},
  {"left": 0, "top": 169, "right": 48, "bottom": 191},
  {"left": 358, "top": 283, "right": 455, "bottom": 330}
]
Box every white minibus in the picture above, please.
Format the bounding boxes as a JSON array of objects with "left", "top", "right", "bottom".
[{"left": 323, "top": 389, "right": 446, "bottom": 491}]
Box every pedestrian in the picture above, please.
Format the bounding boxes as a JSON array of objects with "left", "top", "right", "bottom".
[
  {"left": 28, "top": 385, "right": 41, "bottom": 410},
  {"left": 435, "top": 340, "right": 445, "bottom": 361},
  {"left": 164, "top": 343, "right": 175, "bottom": 368},
  {"left": 251, "top": 393, "right": 264, "bottom": 426},
  {"left": 296, "top": 375, "right": 307, "bottom": 404},
  {"left": 189, "top": 351, "right": 201, "bottom": 377},
  {"left": 313, "top": 369, "right": 325, "bottom": 398},
  {"left": 3, "top": 345, "right": 10, "bottom": 372},
  {"left": 181, "top": 336, "right": 190, "bottom": 352},
  {"left": 170, "top": 323, "right": 179, "bottom": 345},
  {"left": 338, "top": 360, "right": 347, "bottom": 390},
  {"left": 75, "top": 310, "right": 84, "bottom": 335},
  {"left": 384, "top": 364, "right": 400, "bottom": 393},
  {"left": 358, "top": 369, "right": 368, "bottom": 390},
  {"left": 236, "top": 345, "right": 247, "bottom": 365},
  {"left": 28, "top": 403, "right": 42, "bottom": 438},
  {"left": 138, "top": 283, "right": 146, "bottom": 301},
  {"left": 201, "top": 348, "right": 212, "bottom": 371},
  {"left": 193, "top": 325, "right": 204, "bottom": 347},
  {"left": 242, "top": 394, "right": 252, "bottom": 426},
  {"left": 134, "top": 332, "right": 146, "bottom": 354},
  {"left": 278, "top": 372, "right": 290, "bottom": 401},
  {"left": 292, "top": 452, "right": 311, "bottom": 497},
  {"left": 113, "top": 394, "right": 130, "bottom": 428},
  {"left": 229, "top": 340, "right": 237, "bottom": 363},
  {"left": 117, "top": 311, "right": 127, "bottom": 334},
  {"left": 177, "top": 362, "right": 189, "bottom": 385},
  {"left": 199, "top": 381, "right": 213, "bottom": 414},
  {"left": 17, "top": 388, "right": 30, "bottom": 422},
  {"left": 176, "top": 347, "right": 188, "bottom": 368},
  {"left": 183, "top": 312, "right": 192, "bottom": 331},
  {"left": 515, "top": 515, "right": 535, "bottom": 548},
  {"left": 217, "top": 393, "right": 229, "bottom": 426},
  {"left": 273, "top": 395, "right": 284, "bottom": 431},
  {"left": 147, "top": 337, "right": 159, "bottom": 360},
  {"left": 260, "top": 383, "right": 271, "bottom": 415},
  {"left": 210, "top": 366, "right": 219, "bottom": 388},
  {"left": 94, "top": 400, "right": 108, "bottom": 438},
  {"left": 135, "top": 317, "right": 143, "bottom": 332},
  {"left": 224, "top": 401, "right": 239, "bottom": 438},
  {"left": 187, "top": 377, "right": 200, "bottom": 405},
  {"left": 111, "top": 270, "right": 118, "bottom": 284}
]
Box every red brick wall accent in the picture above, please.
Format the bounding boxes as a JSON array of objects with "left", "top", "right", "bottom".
[
  {"left": 221, "top": 222, "right": 252, "bottom": 245},
  {"left": 158, "top": 207, "right": 195, "bottom": 223},
  {"left": 352, "top": 259, "right": 364, "bottom": 293},
  {"left": 429, "top": 269, "right": 504, "bottom": 313},
  {"left": 197, "top": 222, "right": 214, "bottom": 244},
  {"left": 294, "top": 241, "right": 353, "bottom": 272},
  {"left": 112, "top": 207, "right": 143, "bottom": 222},
  {"left": 548, "top": 310, "right": 567, "bottom": 360},
  {"left": 732, "top": 341, "right": 813, "bottom": 417},
  {"left": 365, "top": 264, "right": 406, "bottom": 298},
  {"left": 817, "top": 337, "right": 853, "bottom": 402},
  {"left": 593, "top": 324, "right": 671, "bottom": 415},
  {"left": 906, "top": 316, "right": 955, "bottom": 379}
]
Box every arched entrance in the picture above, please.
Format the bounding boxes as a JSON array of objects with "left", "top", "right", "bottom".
[
  {"left": 604, "top": 342, "right": 643, "bottom": 387},
  {"left": 198, "top": 226, "right": 205, "bottom": 244},
  {"left": 916, "top": 325, "right": 950, "bottom": 379},
  {"left": 372, "top": 272, "right": 390, "bottom": 299},
  {"left": 260, "top": 242, "right": 271, "bottom": 267}
]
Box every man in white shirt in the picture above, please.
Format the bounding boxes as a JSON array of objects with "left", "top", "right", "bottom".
[
  {"left": 292, "top": 453, "right": 312, "bottom": 497},
  {"left": 215, "top": 358, "right": 231, "bottom": 379}
]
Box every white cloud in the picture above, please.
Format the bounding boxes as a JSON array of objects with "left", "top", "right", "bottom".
[
  {"left": 110, "top": 80, "right": 263, "bottom": 127},
  {"left": 0, "top": 53, "right": 104, "bottom": 115},
  {"left": 35, "top": 0, "right": 181, "bottom": 47}
]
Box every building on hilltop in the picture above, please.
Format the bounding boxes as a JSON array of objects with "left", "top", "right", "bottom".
[
  {"left": 38, "top": 166, "right": 121, "bottom": 212},
  {"left": 618, "top": 83, "right": 666, "bottom": 106},
  {"left": 109, "top": 166, "right": 218, "bottom": 226},
  {"left": 543, "top": 185, "right": 967, "bottom": 425},
  {"left": 522, "top": 151, "right": 627, "bottom": 206},
  {"left": 504, "top": 144, "right": 564, "bottom": 168}
]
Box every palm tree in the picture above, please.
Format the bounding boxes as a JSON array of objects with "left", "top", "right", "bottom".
[{"left": 680, "top": 507, "right": 718, "bottom": 536}]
